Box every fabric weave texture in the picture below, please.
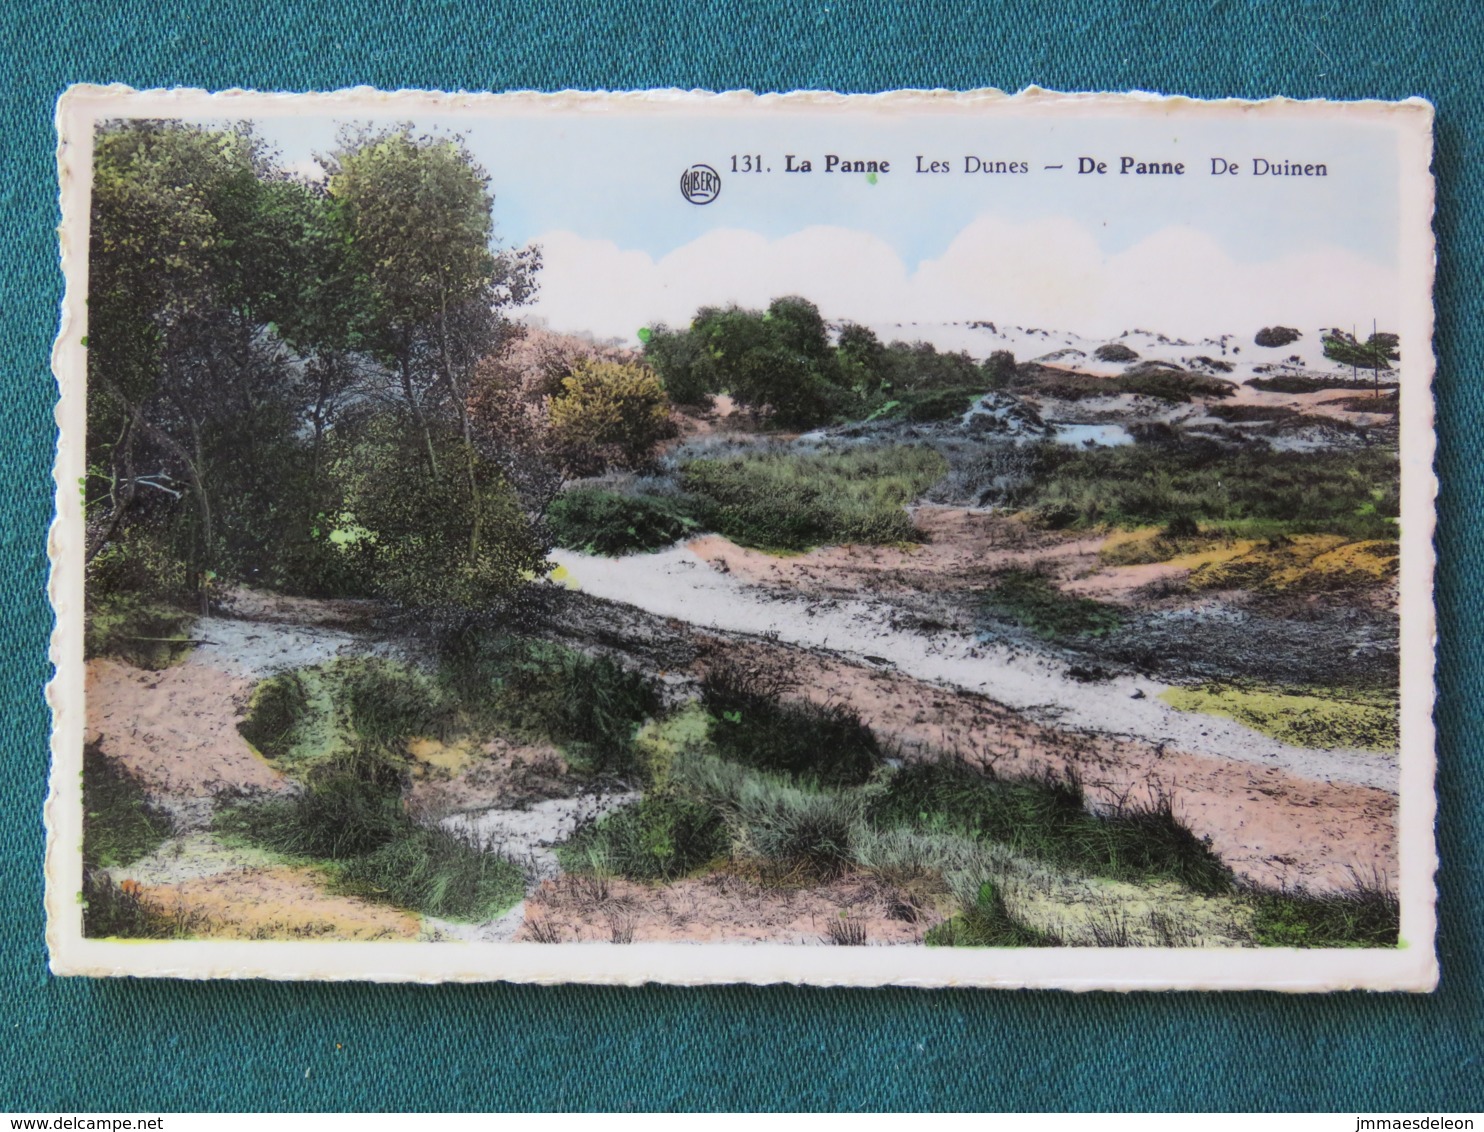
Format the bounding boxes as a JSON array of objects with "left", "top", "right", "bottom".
[{"left": 1, "top": 0, "right": 1480, "bottom": 1112}]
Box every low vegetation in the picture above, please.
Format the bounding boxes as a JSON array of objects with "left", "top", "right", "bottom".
[
  {"left": 84, "top": 596, "right": 197, "bottom": 670},
  {"left": 1014, "top": 365, "right": 1236, "bottom": 404},
  {"left": 546, "top": 488, "right": 699, "bottom": 555},
  {"left": 1249, "top": 878, "right": 1399, "bottom": 947},
  {"left": 1248, "top": 374, "right": 1396, "bottom": 394},
  {"left": 925, "top": 880, "right": 1060, "bottom": 947},
  {"left": 869, "top": 758, "right": 1234, "bottom": 895},
  {"left": 1004, "top": 436, "right": 1398, "bottom": 539},
  {"left": 82, "top": 744, "right": 174, "bottom": 870},
  {"left": 214, "top": 746, "right": 524, "bottom": 921},
  {"left": 981, "top": 569, "right": 1124, "bottom": 640},
  {"left": 680, "top": 444, "right": 946, "bottom": 551},
  {"left": 82, "top": 871, "right": 207, "bottom": 940},
  {"left": 701, "top": 663, "right": 883, "bottom": 786},
  {"left": 1161, "top": 683, "right": 1399, "bottom": 750},
  {"left": 556, "top": 793, "right": 729, "bottom": 881}
]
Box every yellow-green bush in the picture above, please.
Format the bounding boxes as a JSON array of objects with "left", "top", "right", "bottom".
[{"left": 549, "top": 359, "right": 677, "bottom": 475}]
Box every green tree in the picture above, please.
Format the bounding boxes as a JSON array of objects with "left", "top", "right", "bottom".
[{"left": 326, "top": 127, "right": 540, "bottom": 564}]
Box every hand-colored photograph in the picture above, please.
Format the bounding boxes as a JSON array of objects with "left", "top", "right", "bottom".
[{"left": 47, "top": 88, "right": 1437, "bottom": 987}]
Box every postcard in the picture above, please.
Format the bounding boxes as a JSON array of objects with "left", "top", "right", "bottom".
[{"left": 46, "top": 86, "right": 1437, "bottom": 988}]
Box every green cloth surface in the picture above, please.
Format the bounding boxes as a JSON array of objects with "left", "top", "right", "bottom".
[{"left": 2, "top": 0, "right": 1480, "bottom": 1112}]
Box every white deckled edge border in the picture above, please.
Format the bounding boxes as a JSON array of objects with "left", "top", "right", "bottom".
[{"left": 45, "top": 86, "right": 1440, "bottom": 988}]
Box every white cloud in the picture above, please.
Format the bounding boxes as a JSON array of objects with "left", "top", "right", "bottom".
[{"left": 526, "top": 217, "right": 1398, "bottom": 345}]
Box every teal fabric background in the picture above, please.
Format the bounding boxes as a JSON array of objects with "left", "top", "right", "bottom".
[{"left": 3, "top": 0, "right": 1480, "bottom": 1112}]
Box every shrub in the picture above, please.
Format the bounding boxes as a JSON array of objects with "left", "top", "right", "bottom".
[
  {"left": 547, "top": 488, "right": 700, "bottom": 555},
  {"left": 82, "top": 744, "right": 173, "bottom": 868},
  {"left": 981, "top": 569, "right": 1123, "bottom": 639},
  {"left": 702, "top": 664, "right": 881, "bottom": 786},
  {"left": 342, "top": 423, "right": 549, "bottom": 613},
  {"left": 681, "top": 444, "right": 945, "bottom": 551},
  {"left": 549, "top": 359, "right": 678, "bottom": 475},
  {"left": 1322, "top": 329, "right": 1399, "bottom": 372},
  {"left": 1094, "top": 343, "right": 1139, "bottom": 362},
  {"left": 557, "top": 793, "right": 729, "bottom": 881},
  {"left": 643, "top": 324, "right": 714, "bottom": 408},
  {"left": 1255, "top": 326, "right": 1302, "bottom": 348}
]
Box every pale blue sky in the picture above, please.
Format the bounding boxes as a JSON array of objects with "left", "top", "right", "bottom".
[{"left": 189, "top": 108, "right": 1400, "bottom": 271}]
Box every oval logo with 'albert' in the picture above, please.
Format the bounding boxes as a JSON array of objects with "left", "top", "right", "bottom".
[{"left": 680, "top": 164, "right": 721, "bottom": 205}]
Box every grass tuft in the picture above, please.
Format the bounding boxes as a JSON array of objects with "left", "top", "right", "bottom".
[
  {"left": 81, "top": 870, "right": 207, "bottom": 940},
  {"left": 1249, "top": 879, "right": 1399, "bottom": 947},
  {"left": 557, "top": 792, "right": 729, "bottom": 882},
  {"left": 214, "top": 744, "right": 524, "bottom": 921},
  {"left": 871, "top": 758, "right": 1233, "bottom": 894}
]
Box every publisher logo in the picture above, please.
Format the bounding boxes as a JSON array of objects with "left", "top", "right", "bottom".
[{"left": 680, "top": 164, "right": 721, "bottom": 205}]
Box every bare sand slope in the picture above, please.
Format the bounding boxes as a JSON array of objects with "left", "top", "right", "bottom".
[{"left": 549, "top": 546, "right": 1398, "bottom": 792}]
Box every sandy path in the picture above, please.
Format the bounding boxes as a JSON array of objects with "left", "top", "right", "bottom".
[{"left": 549, "top": 546, "right": 1397, "bottom": 791}]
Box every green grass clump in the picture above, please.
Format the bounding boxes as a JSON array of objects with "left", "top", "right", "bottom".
[
  {"left": 681, "top": 444, "right": 946, "bottom": 551},
  {"left": 1249, "top": 883, "right": 1399, "bottom": 947},
  {"left": 678, "top": 754, "right": 865, "bottom": 880},
  {"left": 870, "top": 758, "right": 1233, "bottom": 894},
  {"left": 343, "top": 661, "right": 454, "bottom": 748},
  {"left": 547, "top": 488, "right": 700, "bottom": 555},
  {"left": 557, "top": 793, "right": 729, "bottom": 881},
  {"left": 81, "top": 869, "right": 205, "bottom": 940},
  {"left": 981, "top": 570, "right": 1123, "bottom": 639},
  {"left": 82, "top": 745, "right": 173, "bottom": 869},
  {"left": 925, "top": 880, "right": 1057, "bottom": 947},
  {"left": 1161, "top": 683, "right": 1399, "bottom": 750},
  {"left": 215, "top": 747, "right": 410, "bottom": 859},
  {"left": 239, "top": 658, "right": 452, "bottom": 768},
  {"left": 84, "top": 596, "right": 197, "bottom": 670},
  {"left": 702, "top": 664, "right": 882, "bottom": 786},
  {"left": 334, "top": 826, "right": 525, "bottom": 921},
  {"left": 441, "top": 635, "right": 660, "bottom": 777},
  {"left": 214, "top": 745, "right": 523, "bottom": 922}
]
